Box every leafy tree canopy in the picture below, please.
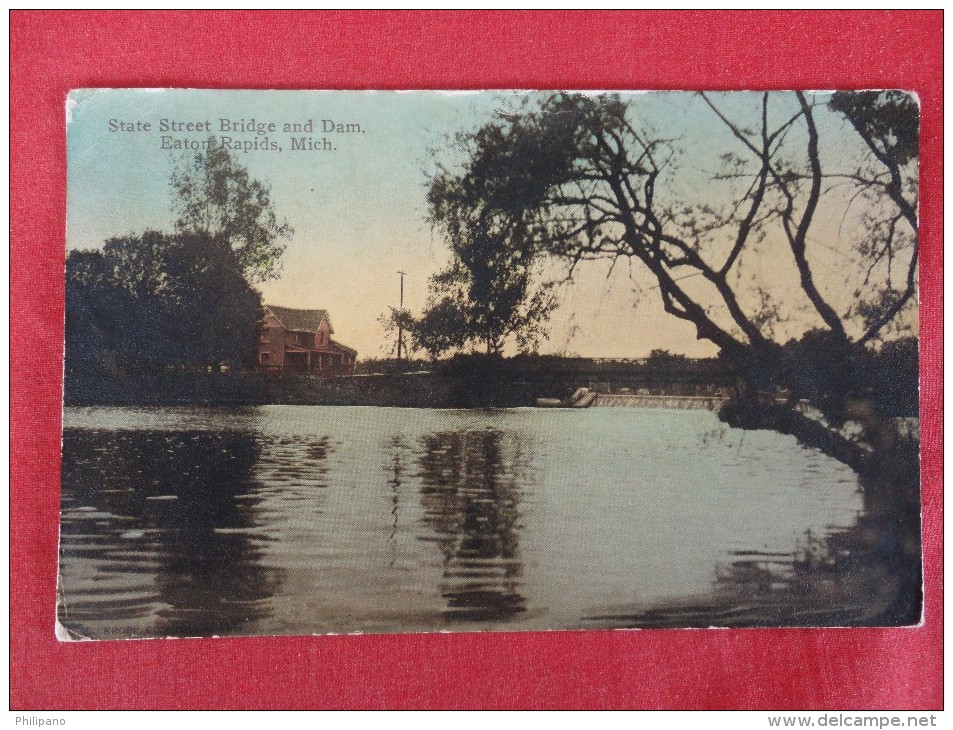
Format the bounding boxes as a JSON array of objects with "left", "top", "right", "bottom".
[
  {"left": 66, "top": 231, "right": 262, "bottom": 374},
  {"left": 171, "top": 139, "right": 293, "bottom": 282}
]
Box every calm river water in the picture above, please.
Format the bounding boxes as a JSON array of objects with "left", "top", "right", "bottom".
[{"left": 59, "top": 405, "right": 892, "bottom": 639}]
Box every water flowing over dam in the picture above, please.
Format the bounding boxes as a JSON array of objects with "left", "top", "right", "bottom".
[
  {"left": 592, "top": 394, "right": 726, "bottom": 410},
  {"left": 539, "top": 388, "right": 727, "bottom": 410}
]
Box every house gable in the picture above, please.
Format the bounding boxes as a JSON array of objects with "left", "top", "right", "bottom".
[
  {"left": 265, "top": 305, "right": 332, "bottom": 334},
  {"left": 315, "top": 318, "right": 332, "bottom": 346}
]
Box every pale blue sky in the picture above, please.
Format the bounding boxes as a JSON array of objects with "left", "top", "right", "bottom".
[{"left": 66, "top": 89, "right": 898, "bottom": 358}]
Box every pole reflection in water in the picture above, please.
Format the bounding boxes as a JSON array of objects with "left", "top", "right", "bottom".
[
  {"left": 416, "top": 429, "right": 529, "bottom": 622},
  {"left": 386, "top": 436, "right": 404, "bottom": 568}
]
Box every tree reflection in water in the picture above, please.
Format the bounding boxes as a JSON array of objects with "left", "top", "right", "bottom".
[
  {"left": 415, "top": 428, "right": 529, "bottom": 622},
  {"left": 59, "top": 429, "right": 283, "bottom": 638}
]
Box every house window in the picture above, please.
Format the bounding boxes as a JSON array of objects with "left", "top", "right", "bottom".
[
  {"left": 260, "top": 353, "right": 270, "bottom": 365},
  {"left": 260, "top": 329, "right": 270, "bottom": 343}
]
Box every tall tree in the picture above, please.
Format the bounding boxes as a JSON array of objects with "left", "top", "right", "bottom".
[
  {"left": 171, "top": 139, "right": 293, "bottom": 282},
  {"left": 414, "top": 136, "right": 560, "bottom": 357},
  {"left": 428, "top": 91, "right": 919, "bottom": 469}
]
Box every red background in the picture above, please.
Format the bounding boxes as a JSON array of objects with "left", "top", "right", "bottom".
[{"left": 10, "top": 10, "right": 942, "bottom": 710}]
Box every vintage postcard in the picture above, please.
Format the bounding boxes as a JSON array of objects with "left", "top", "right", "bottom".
[{"left": 59, "top": 89, "right": 921, "bottom": 640}]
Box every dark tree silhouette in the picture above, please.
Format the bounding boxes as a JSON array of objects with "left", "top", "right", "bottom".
[
  {"left": 401, "top": 133, "right": 561, "bottom": 358},
  {"left": 66, "top": 231, "right": 262, "bottom": 374},
  {"left": 67, "top": 141, "right": 294, "bottom": 378}
]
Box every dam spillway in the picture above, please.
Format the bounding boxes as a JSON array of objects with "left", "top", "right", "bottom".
[{"left": 591, "top": 394, "right": 726, "bottom": 410}]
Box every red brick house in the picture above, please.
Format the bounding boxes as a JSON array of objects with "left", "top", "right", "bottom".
[{"left": 258, "top": 304, "right": 357, "bottom": 375}]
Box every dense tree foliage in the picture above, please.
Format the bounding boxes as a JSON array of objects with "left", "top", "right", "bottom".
[
  {"left": 409, "top": 261, "right": 557, "bottom": 358},
  {"left": 387, "top": 122, "right": 561, "bottom": 359},
  {"left": 66, "top": 231, "right": 262, "bottom": 375},
  {"left": 171, "top": 140, "right": 293, "bottom": 282},
  {"left": 421, "top": 159, "right": 560, "bottom": 356}
]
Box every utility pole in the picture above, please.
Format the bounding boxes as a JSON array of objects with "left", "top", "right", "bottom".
[{"left": 397, "top": 271, "right": 406, "bottom": 361}]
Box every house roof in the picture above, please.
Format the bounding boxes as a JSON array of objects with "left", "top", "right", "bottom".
[
  {"left": 329, "top": 339, "right": 357, "bottom": 356},
  {"left": 265, "top": 305, "right": 333, "bottom": 334}
]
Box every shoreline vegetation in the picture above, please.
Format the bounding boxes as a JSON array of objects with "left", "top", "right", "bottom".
[{"left": 64, "top": 91, "right": 920, "bottom": 479}]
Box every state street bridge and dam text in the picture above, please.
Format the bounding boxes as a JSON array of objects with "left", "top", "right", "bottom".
[{"left": 106, "top": 117, "right": 364, "bottom": 153}]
